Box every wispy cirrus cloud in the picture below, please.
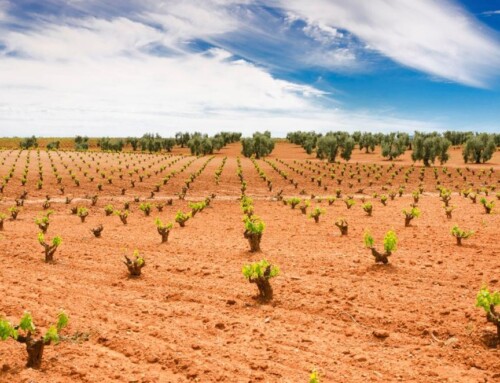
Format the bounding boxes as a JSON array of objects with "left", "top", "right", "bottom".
[
  {"left": 4, "top": 17, "right": 166, "bottom": 60},
  {"left": 0, "top": 9, "right": 333, "bottom": 137},
  {"left": 275, "top": 0, "right": 500, "bottom": 88},
  {"left": 481, "top": 10, "right": 500, "bottom": 16},
  {"left": 0, "top": 0, "right": 498, "bottom": 137},
  {"left": 0, "top": 0, "right": 8, "bottom": 21}
]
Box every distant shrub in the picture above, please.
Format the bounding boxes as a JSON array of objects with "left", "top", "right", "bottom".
[
  {"left": 77, "top": 207, "right": 89, "bottom": 223},
  {"left": 287, "top": 197, "right": 301, "bottom": 209},
  {"left": 155, "top": 218, "right": 173, "bottom": 243},
  {"left": 451, "top": 225, "right": 473, "bottom": 246},
  {"left": 439, "top": 188, "right": 452, "bottom": 207},
  {"left": 480, "top": 198, "right": 494, "bottom": 214},
  {"left": 123, "top": 249, "right": 145, "bottom": 277},
  {"left": 38, "top": 233, "right": 62, "bottom": 262},
  {"left": 19, "top": 136, "right": 38, "bottom": 149},
  {"left": 115, "top": 209, "right": 129, "bottom": 225},
  {"left": 362, "top": 202, "right": 373, "bottom": 216},
  {"left": 444, "top": 206, "right": 455, "bottom": 219},
  {"left": 75, "top": 135, "right": 89, "bottom": 151},
  {"left": 309, "top": 207, "right": 325, "bottom": 223},
  {"left": 242, "top": 259, "right": 279, "bottom": 301},
  {"left": 403, "top": 207, "right": 420, "bottom": 227},
  {"left": 309, "top": 369, "right": 320, "bottom": 383},
  {"left": 364, "top": 230, "right": 397, "bottom": 264},
  {"left": 0, "top": 310, "right": 69, "bottom": 369},
  {"left": 243, "top": 215, "right": 265, "bottom": 252},
  {"left": 300, "top": 200, "right": 310, "bottom": 214},
  {"left": 476, "top": 286, "right": 500, "bottom": 341},
  {"left": 175, "top": 211, "right": 191, "bottom": 227},
  {"left": 104, "top": 204, "right": 114, "bottom": 216},
  {"left": 90, "top": 224, "right": 104, "bottom": 238},
  {"left": 344, "top": 198, "right": 356, "bottom": 209},
  {"left": 335, "top": 218, "right": 348, "bottom": 236},
  {"left": 139, "top": 202, "right": 152, "bottom": 216},
  {"left": 0, "top": 212, "right": 6, "bottom": 230},
  {"left": 189, "top": 201, "right": 206, "bottom": 217},
  {"left": 34, "top": 210, "right": 53, "bottom": 233},
  {"left": 46, "top": 140, "right": 60, "bottom": 150},
  {"left": 380, "top": 195, "right": 388, "bottom": 206}
]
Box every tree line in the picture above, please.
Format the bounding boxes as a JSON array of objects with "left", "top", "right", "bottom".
[
  {"left": 18, "top": 132, "right": 242, "bottom": 154},
  {"left": 287, "top": 130, "right": 498, "bottom": 165},
  {"left": 104, "top": 132, "right": 242, "bottom": 154},
  {"left": 15, "top": 129, "right": 498, "bottom": 165}
]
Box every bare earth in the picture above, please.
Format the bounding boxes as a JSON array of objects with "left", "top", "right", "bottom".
[{"left": 0, "top": 142, "right": 499, "bottom": 382}]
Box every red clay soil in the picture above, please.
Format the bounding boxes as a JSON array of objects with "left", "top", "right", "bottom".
[{"left": 0, "top": 142, "right": 499, "bottom": 383}]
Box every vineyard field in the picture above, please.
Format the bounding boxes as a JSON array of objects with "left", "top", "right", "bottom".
[{"left": 0, "top": 142, "right": 499, "bottom": 383}]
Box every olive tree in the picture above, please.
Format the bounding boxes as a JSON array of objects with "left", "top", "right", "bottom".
[
  {"left": 286, "top": 131, "right": 320, "bottom": 154},
  {"left": 20, "top": 136, "right": 38, "bottom": 149},
  {"left": 126, "top": 137, "right": 139, "bottom": 150},
  {"left": 241, "top": 131, "right": 275, "bottom": 158},
  {"left": 74, "top": 136, "right": 89, "bottom": 151},
  {"left": 444, "top": 131, "right": 473, "bottom": 145},
  {"left": 175, "top": 132, "right": 191, "bottom": 148},
  {"left": 187, "top": 134, "right": 212, "bottom": 155},
  {"left": 462, "top": 133, "right": 496, "bottom": 164},
  {"left": 359, "top": 132, "right": 376, "bottom": 153},
  {"left": 213, "top": 132, "right": 242, "bottom": 146},
  {"left": 316, "top": 132, "right": 355, "bottom": 162},
  {"left": 381, "top": 132, "right": 409, "bottom": 160},
  {"left": 411, "top": 132, "right": 451, "bottom": 166}
]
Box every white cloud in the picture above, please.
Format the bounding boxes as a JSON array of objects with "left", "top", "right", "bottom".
[
  {"left": 301, "top": 47, "right": 358, "bottom": 72},
  {"left": 143, "top": 1, "right": 239, "bottom": 43},
  {"left": 481, "top": 10, "right": 500, "bottom": 16},
  {"left": 0, "top": 3, "right": 363, "bottom": 138},
  {"left": 4, "top": 17, "right": 165, "bottom": 60},
  {"left": 0, "top": 0, "right": 8, "bottom": 21},
  {"left": 0, "top": 14, "right": 332, "bottom": 137},
  {"left": 0, "top": 0, "right": 480, "bottom": 137},
  {"left": 302, "top": 23, "right": 342, "bottom": 45},
  {"left": 0, "top": 45, "right": 440, "bottom": 137},
  {"left": 277, "top": 0, "right": 500, "bottom": 87}
]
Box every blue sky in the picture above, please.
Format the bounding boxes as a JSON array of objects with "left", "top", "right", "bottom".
[{"left": 0, "top": 0, "right": 499, "bottom": 137}]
